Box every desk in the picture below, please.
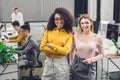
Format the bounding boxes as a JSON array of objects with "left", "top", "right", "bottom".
[
  {"left": 5, "top": 42, "right": 18, "bottom": 48},
  {"left": 1, "top": 31, "right": 18, "bottom": 39},
  {"left": 102, "top": 54, "right": 120, "bottom": 80},
  {"left": 101, "top": 38, "right": 120, "bottom": 79},
  {"left": 0, "top": 61, "right": 18, "bottom": 80}
]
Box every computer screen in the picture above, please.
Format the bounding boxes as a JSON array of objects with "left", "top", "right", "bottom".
[{"left": 106, "top": 24, "right": 119, "bottom": 42}]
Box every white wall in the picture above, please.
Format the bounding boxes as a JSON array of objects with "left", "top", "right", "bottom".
[
  {"left": 101, "top": 0, "right": 114, "bottom": 22},
  {"left": 88, "top": 0, "right": 97, "bottom": 21},
  {"left": 0, "top": 0, "right": 114, "bottom": 23},
  {"left": 0, "top": 0, "right": 74, "bottom": 22},
  {"left": 88, "top": 0, "right": 114, "bottom": 22}
]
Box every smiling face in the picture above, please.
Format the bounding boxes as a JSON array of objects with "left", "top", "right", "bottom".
[
  {"left": 54, "top": 13, "right": 65, "bottom": 29},
  {"left": 80, "top": 18, "right": 92, "bottom": 33}
]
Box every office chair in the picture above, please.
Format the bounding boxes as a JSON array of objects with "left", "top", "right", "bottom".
[{"left": 20, "top": 44, "right": 43, "bottom": 80}]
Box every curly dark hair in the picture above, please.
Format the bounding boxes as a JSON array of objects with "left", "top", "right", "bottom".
[{"left": 46, "top": 7, "right": 75, "bottom": 33}]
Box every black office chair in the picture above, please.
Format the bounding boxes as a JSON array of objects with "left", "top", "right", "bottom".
[{"left": 20, "top": 44, "right": 43, "bottom": 80}]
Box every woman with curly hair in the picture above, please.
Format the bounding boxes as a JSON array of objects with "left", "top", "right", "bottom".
[{"left": 40, "top": 7, "right": 75, "bottom": 80}]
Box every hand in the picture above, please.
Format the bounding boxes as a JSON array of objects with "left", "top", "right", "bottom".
[
  {"left": 46, "top": 43, "right": 52, "bottom": 47},
  {"left": 5, "top": 39, "right": 10, "bottom": 43},
  {"left": 2, "top": 39, "right": 5, "bottom": 44},
  {"left": 69, "top": 59, "right": 73, "bottom": 66},
  {"left": 15, "top": 50, "right": 23, "bottom": 56},
  {"left": 82, "top": 58, "right": 92, "bottom": 64}
]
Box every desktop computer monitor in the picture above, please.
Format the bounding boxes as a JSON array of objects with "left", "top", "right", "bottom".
[{"left": 106, "top": 24, "right": 119, "bottom": 42}]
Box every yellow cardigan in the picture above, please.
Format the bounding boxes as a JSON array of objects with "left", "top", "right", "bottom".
[
  {"left": 40, "top": 28, "right": 73, "bottom": 59},
  {"left": 9, "top": 29, "right": 26, "bottom": 46}
]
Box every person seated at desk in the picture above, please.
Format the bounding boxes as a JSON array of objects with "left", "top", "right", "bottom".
[
  {"left": 7, "top": 20, "right": 26, "bottom": 46},
  {"left": 16, "top": 24, "right": 39, "bottom": 67}
]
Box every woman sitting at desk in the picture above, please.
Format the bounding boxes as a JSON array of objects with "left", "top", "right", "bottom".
[{"left": 7, "top": 21, "right": 26, "bottom": 46}]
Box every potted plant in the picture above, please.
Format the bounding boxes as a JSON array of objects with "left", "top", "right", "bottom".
[
  {"left": 112, "top": 39, "right": 120, "bottom": 56},
  {"left": 0, "top": 42, "right": 17, "bottom": 66}
]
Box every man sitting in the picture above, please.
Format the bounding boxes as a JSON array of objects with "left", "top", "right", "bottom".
[{"left": 16, "top": 24, "right": 39, "bottom": 68}]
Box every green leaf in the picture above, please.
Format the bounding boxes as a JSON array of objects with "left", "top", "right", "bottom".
[
  {"left": 0, "top": 42, "right": 3, "bottom": 49},
  {"left": 0, "top": 44, "right": 18, "bottom": 64},
  {"left": 112, "top": 39, "right": 120, "bottom": 54}
]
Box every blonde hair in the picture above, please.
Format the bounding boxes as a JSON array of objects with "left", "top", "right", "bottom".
[{"left": 78, "top": 14, "right": 94, "bottom": 33}]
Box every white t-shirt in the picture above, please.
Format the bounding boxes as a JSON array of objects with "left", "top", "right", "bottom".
[{"left": 11, "top": 12, "right": 24, "bottom": 26}]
